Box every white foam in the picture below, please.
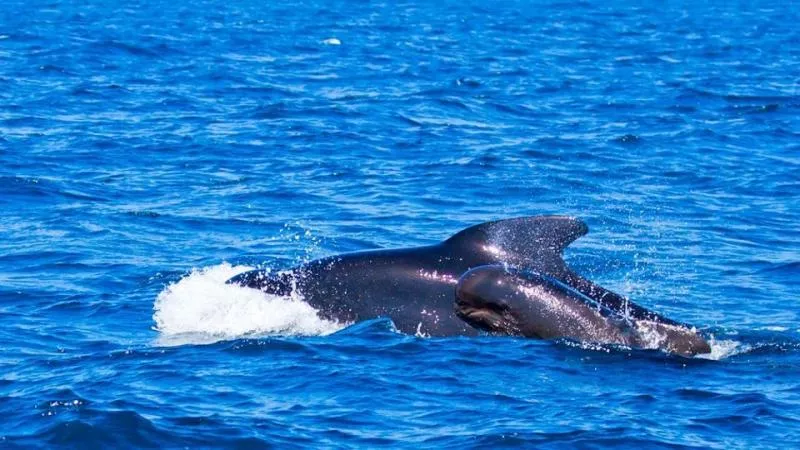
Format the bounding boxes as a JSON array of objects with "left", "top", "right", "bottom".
[
  {"left": 696, "top": 336, "right": 750, "bottom": 360},
  {"left": 322, "top": 37, "right": 341, "bottom": 45},
  {"left": 152, "top": 263, "right": 345, "bottom": 345}
]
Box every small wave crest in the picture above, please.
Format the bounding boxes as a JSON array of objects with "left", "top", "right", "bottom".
[{"left": 152, "top": 263, "right": 344, "bottom": 345}]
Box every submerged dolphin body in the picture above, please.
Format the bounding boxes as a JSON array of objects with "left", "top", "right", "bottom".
[{"left": 228, "top": 216, "right": 710, "bottom": 355}]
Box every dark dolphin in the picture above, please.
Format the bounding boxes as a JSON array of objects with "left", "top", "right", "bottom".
[
  {"left": 228, "top": 216, "right": 709, "bottom": 354},
  {"left": 455, "top": 266, "right": 711, "bottom": 356}
]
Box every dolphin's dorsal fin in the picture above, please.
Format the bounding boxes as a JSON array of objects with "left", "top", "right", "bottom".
[{"left": 444, "top": 216, "right": 588, "bottom": 271}]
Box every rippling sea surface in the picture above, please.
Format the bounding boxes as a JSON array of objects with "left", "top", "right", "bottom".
[{"left": 2, "top": 0, "right": 800, "bottom": 447}]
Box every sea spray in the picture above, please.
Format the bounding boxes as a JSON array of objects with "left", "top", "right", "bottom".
[{"left": 153, "top": 263, "right": 344, "bottom": 345}]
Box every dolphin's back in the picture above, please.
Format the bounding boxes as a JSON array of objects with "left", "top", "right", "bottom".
[{"left": 227, "top": 216, "right": 684, "bottom": 333}]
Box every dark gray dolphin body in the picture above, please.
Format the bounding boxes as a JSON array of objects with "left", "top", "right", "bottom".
[
  {"left": 455, "top": 266, "right": 711, "bottom": 356},
  {"left": 228, "top": 216, "right": 709, "bottom": 355}
]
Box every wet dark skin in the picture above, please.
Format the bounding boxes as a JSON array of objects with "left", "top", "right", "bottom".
[{"left": 229, "top": 216, "right": 710, "bottom": 356}]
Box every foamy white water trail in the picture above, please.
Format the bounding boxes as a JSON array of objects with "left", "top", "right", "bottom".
[{"left": 153, "top": 263, "right": 345, "bottom": 345}]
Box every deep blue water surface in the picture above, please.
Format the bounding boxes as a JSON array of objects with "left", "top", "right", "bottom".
[{"left": 2, "top": 0, "right": 800, "bottom": 447}]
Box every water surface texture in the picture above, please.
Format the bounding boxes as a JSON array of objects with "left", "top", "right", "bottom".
[{"left": 2, "top": 0, "right": 800, "bottom": 447}]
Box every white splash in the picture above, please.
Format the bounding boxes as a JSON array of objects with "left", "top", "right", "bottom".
[
  {"left": 322, "top": 37, "right": 341, "bottom": 45},
  {"left": 696, "top": 336, "right": 750, "bottom": 361},
  {"left": 152, "top": 263, "right": 344, "bottom": 346}
]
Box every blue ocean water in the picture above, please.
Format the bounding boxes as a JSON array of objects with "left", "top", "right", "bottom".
[{"left": 2, "top": 0, "right": 800, "bottom": 447}]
